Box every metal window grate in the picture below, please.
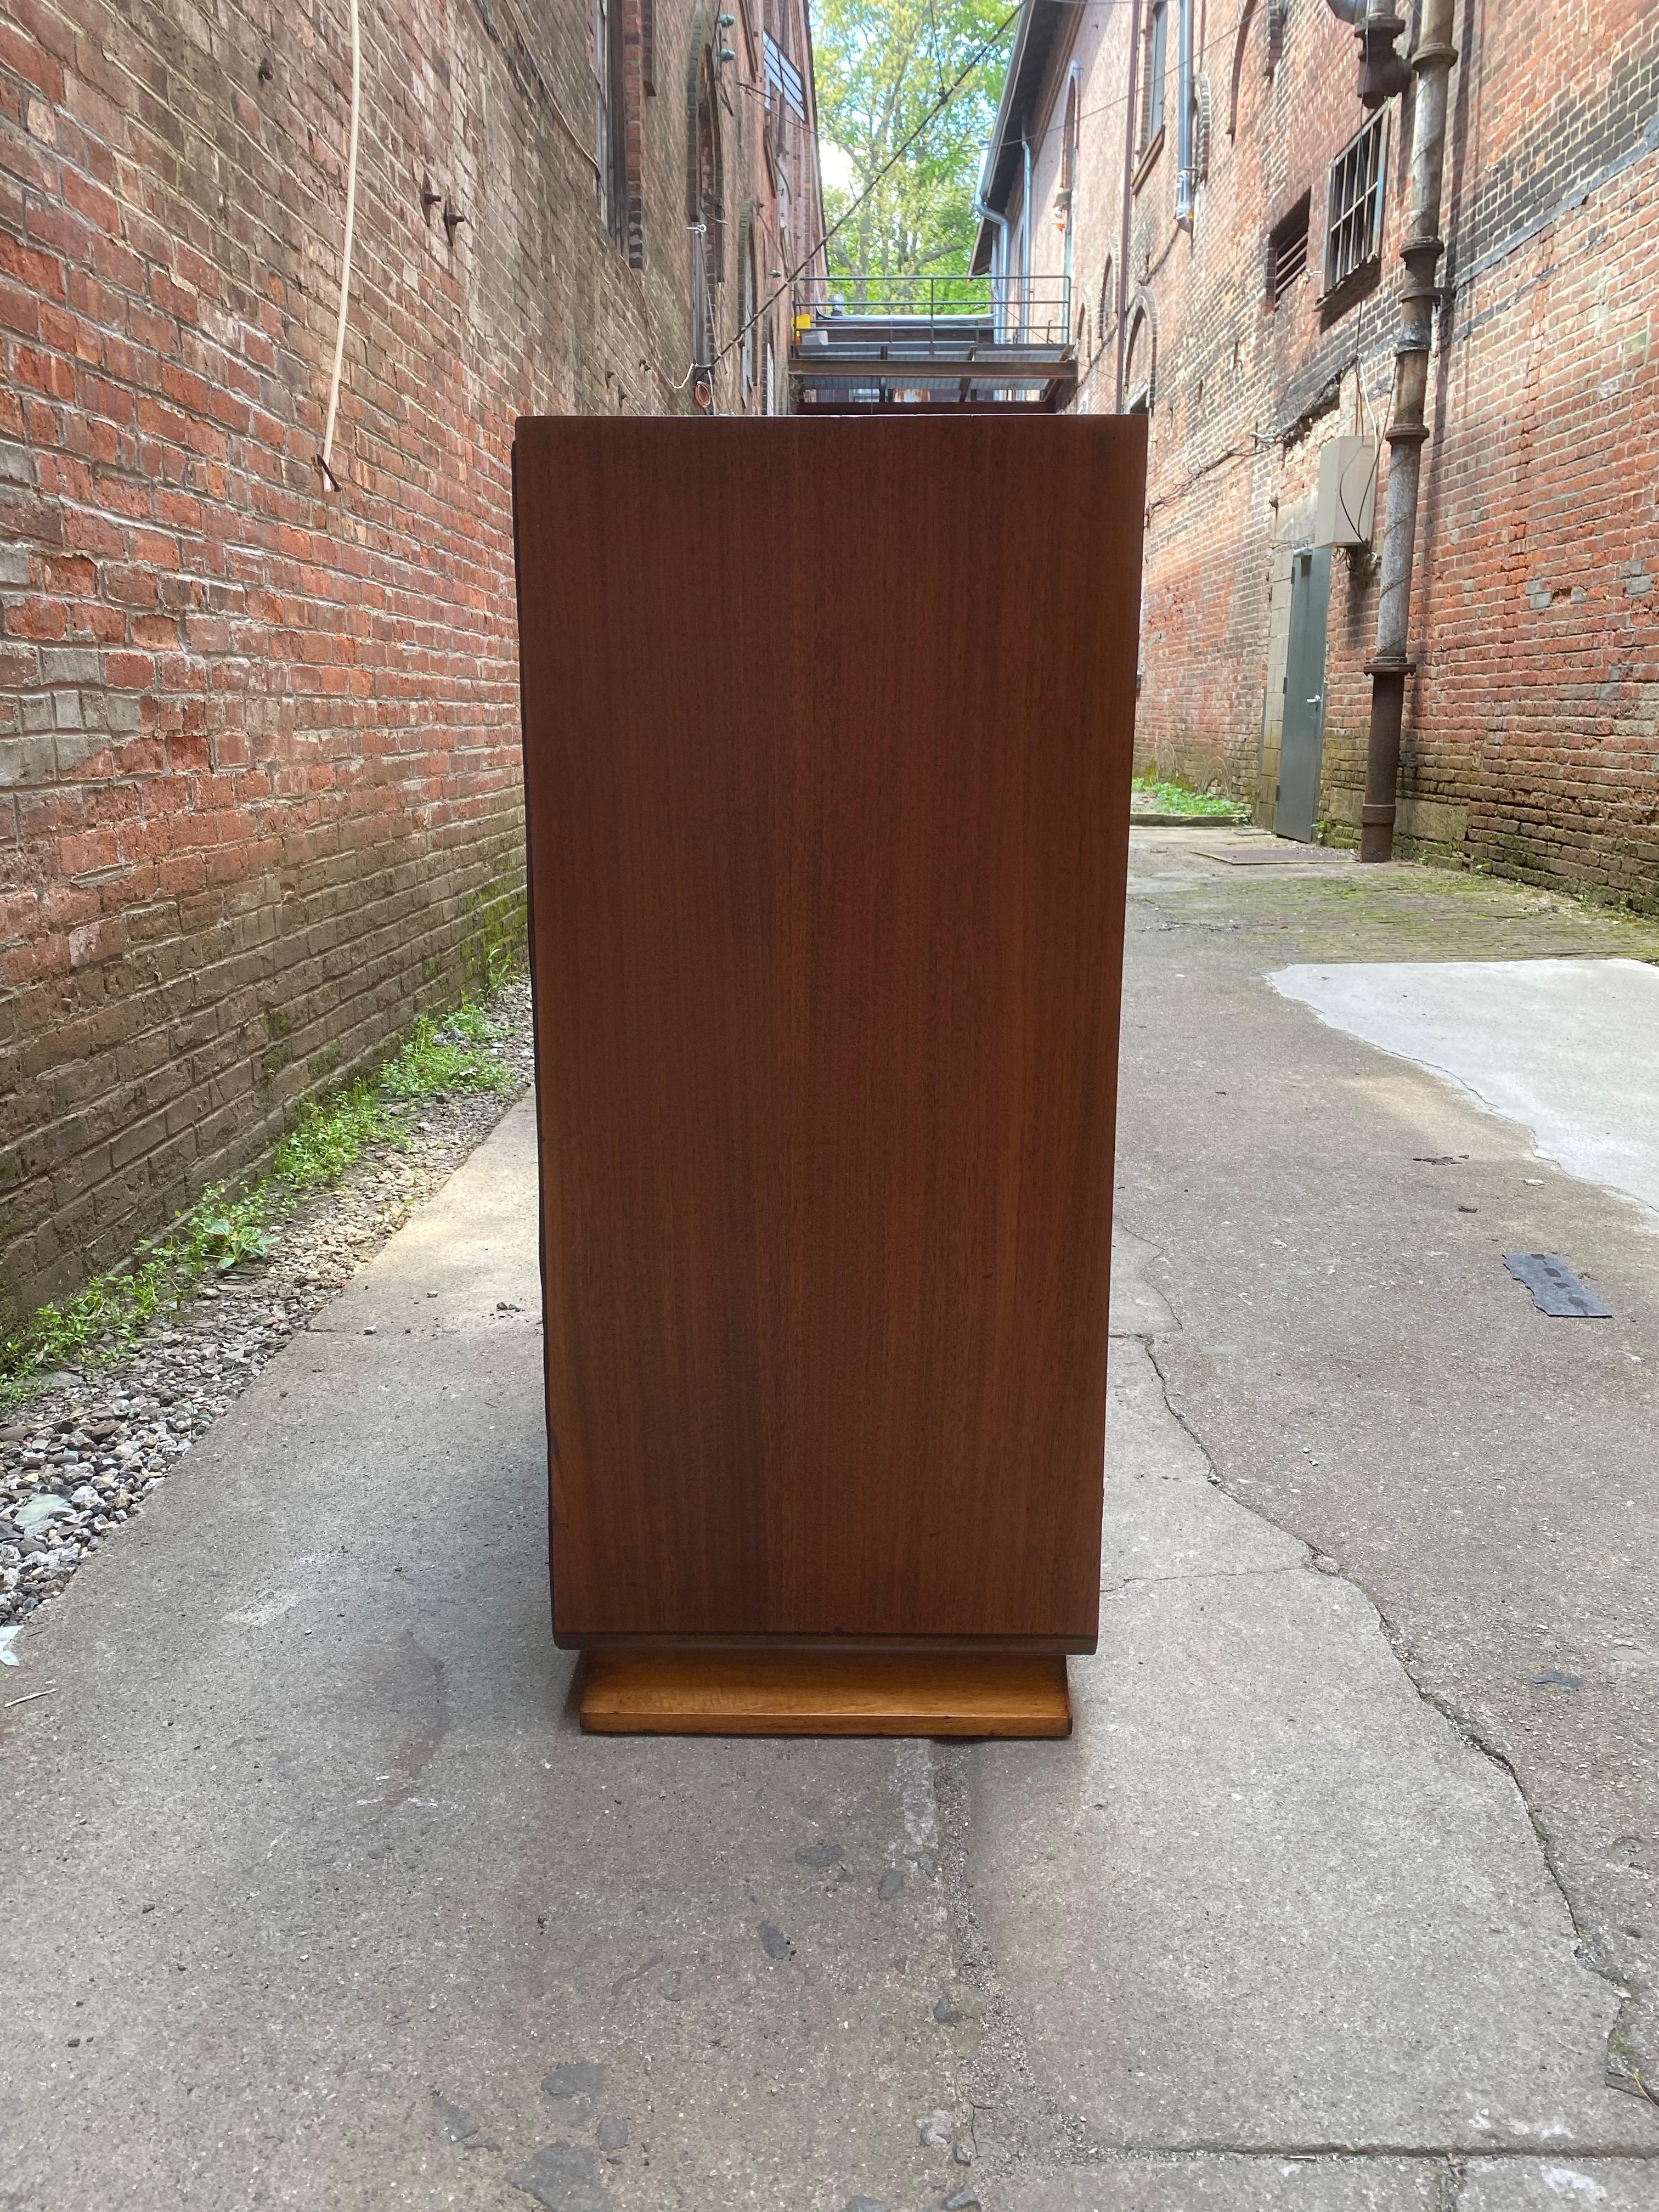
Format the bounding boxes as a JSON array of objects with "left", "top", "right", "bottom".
[
  {"left": 764, "top": 32, "right": 806, "bottom": 121},
  {"left": 1324, "top": 112, "right": 1387, "bottom": 292},
  {"left": 1268, "top": 196, "right": 1308, "bottom": 304}
]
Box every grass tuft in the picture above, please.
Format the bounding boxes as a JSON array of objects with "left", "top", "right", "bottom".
[
  {"left": 0, "top": 996, "right": 520, "bottom": 1405},
  {"left": 1131, "top": 774, "right": 1245, "bottom": 819},
  {"left": 382, "top": 1011, "right": 511, "bottom": 1102},
  {"left": 272, "top": 1078, "right": 387, "bottom": 1188}
]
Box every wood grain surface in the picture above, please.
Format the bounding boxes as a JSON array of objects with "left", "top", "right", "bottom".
[
  {"left": 580, "top": 1650, "right": 1073, "bottom": 1737},
  {"left": 514, "top": 416, "right": 1145, "bottom": 1649}
]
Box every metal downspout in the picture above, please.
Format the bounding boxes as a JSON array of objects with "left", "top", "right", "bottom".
[
  {"left": 1021, "top": 137, "right": 1033, "bottom": 337},
  {"left": 1359, "top": 0, "right": 1458, "bottom": 861},
  {"left": 975, "top": 193, "right": 1009, "bottom": 341},
  {"left": 1115, "top": 0, "right": 1143, "bottom": 410},
  {"left": 1175, "top": 0, "right": 1194, "bottom": 224}
]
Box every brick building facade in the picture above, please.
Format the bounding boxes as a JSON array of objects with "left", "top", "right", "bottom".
[
  {"left": 0, "top": 0, "right": 822, "bottom": 1313},
  {"left": 977, "top": 0, "right": 1659, "bottom": 888}
]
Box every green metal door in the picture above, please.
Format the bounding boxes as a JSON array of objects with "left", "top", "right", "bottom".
[{"left": 1275, "top": 546, "right": 1331, "bottom": 843}]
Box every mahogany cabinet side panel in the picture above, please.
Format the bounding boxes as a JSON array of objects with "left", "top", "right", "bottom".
[{"left": 514, "top": 416, "right": 1146, "bottom": 1645}]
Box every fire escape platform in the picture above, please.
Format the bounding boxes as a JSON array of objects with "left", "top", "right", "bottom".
[{"left": 789, "top": 302, "right": 1077, "bottom": 414}]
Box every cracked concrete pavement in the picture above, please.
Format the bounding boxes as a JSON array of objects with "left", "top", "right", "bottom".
[{"left": 3, "top": 828, "right": 1658, "bottom": 2209}]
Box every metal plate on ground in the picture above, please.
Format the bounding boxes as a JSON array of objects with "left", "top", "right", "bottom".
[{"left": 1503, "top": 1252, "right": 1612, "bottom": 1318}]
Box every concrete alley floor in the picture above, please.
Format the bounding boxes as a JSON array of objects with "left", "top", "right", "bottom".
[{"left": 4, "top": 831, "right": 1659, "bottom": 2210}]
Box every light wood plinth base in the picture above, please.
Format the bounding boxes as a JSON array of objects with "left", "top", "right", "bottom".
[{"left": 579, "top": 1649, "right": 1072, "bottom": 1737}]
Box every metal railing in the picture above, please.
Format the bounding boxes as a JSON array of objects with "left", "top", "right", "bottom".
[{"left": 792, "top": 272, "right": 1073, "bottom": 349}]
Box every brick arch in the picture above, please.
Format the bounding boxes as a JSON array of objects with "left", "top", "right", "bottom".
[{"left": 1124, "top": 287, "right": 1157, "bottom": 410}]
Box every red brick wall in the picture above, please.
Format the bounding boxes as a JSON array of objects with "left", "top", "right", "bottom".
[
  {"left": 0, "top": 0, "right": 816, "bottom": 1313},
  {"left": 1004, "top": 0, "right": 1659, "bottom": 891},
  {"left": 1413, "top": 0, "right": 1659, "bottom": 896}
]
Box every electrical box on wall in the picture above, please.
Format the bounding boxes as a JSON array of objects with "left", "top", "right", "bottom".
[{"left": 1313, "top": 436, "right": 1379, "bottom": 548}]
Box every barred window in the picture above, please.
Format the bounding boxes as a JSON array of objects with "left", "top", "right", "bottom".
[{"left": 1324, "top": 112, "right": 1386, "bottom": 293}]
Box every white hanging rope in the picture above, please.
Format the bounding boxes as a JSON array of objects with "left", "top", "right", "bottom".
[{"left": 319, "top": 0, "right": 362, "bottom": 490}]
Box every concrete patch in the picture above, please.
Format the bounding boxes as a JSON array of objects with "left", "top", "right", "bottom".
[
  {"left": 1271, "top": 958, "right": 1659, "bottom": 1219},
  {"left": 221, "top": 1588, "right": 302, "bottom": 1627}
]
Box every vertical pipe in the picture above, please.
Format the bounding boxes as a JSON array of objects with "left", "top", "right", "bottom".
[
  {"left": 1359, "top": 0, "right": 1457, "bottom": 860},
  {"left": 1062, "top": 170, "right": 1074, "bottom": 346},
  {"left": 1175, "top": 0, "right": 1194, "bottom": 224},
  {"left": 1021, "top": 136, "right": 1032, "bottom": 337},
  {"left": 977, "top": 195, "right": 1009, "bottom": 340},
  {"left": 1115, "top": 0, "right": 1143, "bottom": 411}
]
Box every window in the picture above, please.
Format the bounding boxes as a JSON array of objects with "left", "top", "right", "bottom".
[
  {"left": 1125, "top": 307, "right": 1152, "bottom": 411},
  {"left": 741, "top": 232, "right": 757, "bottom": 400},
  {"left": 689, "top": 53, "right": 724, "bottom": 368},
  {"left": 1267, "top": 193, "right": 1309, "bottom": 306},
  {"left": 592, "top": 0, "right": 625, "bottom": 241},
  {"left": 1058, "top": 66, "right": 1080, "bottom": 305},
  {"left": 764, "top": 32, "right": 806, "bottom": 121},
  {"left": 1141, "top": 0, "right": 1168, "bottom": 148},
  {"left": 1324, "top": 113, "right": 1386, "bottom": 294},
  {"left": 695, "top": 56, "right": 724, "bottom": 281},
  {"left": 1098, "top": 253, "right": 1114, "bottom": 340}
]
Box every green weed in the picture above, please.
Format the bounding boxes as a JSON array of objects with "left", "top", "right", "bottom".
[
  {"left": 0, "top": 994, "right": 521, "bottom": 1405},
  {"left": 381, "top": 1012, "right": 511, "bottom": 1101},
  {"left": 272, "top": 1077, "right": 388, "bottom": 1188},
  {"left": 1131, "top": 775, "right": 1244, "bottom": 818}
]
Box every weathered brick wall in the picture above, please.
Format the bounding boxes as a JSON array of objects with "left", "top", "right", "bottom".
[
  {"left": 0, "top": 0, "right": 812, "bottom": 1314},
  {"left": 1408, "top": 0, "right": 1659, "bottom": 898},
  {"left": 1006, "top": 0, "right": 1658, "bottom": 883}
]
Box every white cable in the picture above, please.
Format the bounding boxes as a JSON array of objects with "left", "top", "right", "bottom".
[{"left": 320, "top": 0, "right": 362, "bottom": 488}]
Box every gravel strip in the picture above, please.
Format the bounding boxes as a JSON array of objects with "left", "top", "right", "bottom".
[{"left": 0, "top": 983, "right": 534, "bottom": 1644}]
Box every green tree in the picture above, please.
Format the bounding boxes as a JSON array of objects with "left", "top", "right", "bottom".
[{"left": 812, "top": 0, "right": 1014, "bottom": 302}]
